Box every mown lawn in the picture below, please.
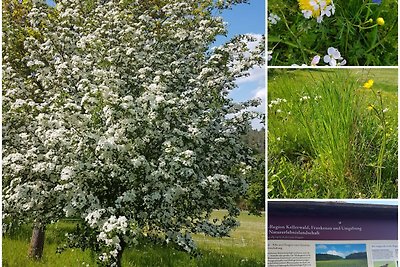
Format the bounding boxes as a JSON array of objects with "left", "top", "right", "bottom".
[{"left": 3, "top": 211, "right": 265, "bottom": 267}]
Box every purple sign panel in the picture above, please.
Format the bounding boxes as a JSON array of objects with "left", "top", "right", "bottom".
[
  {"left": 268, "top": 202, "right": 398, "bottom": 241},
  {"left": 268, "top": 216, "right": 397, "bottom": 240}
]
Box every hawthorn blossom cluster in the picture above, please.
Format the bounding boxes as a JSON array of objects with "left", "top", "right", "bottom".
[{"left": 3, "top": 0, "right": 264, "bottom": 266}]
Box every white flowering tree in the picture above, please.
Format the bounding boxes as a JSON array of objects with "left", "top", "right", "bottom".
[
  {"left": 2, "top": 0, "right": 70, "bottom": 259},
  {"left": 3, "top": 0, "right": 264, "bottom": 266}
]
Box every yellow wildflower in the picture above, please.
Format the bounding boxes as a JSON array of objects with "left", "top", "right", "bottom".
[
  {"left": 376, "top": 17, "right": 385, "bottom": 26},
  {"left": 363, "top": 79, "right": 374, "bottom": 89},
  {"left": 298, "top": 0, "right": 318, "bottom": 17},
  {"left": 367, "top": 104, "right": 374, "bottom": 111},
  {"left": 298, "top": 0, "right": 332, "bottom": 17}
]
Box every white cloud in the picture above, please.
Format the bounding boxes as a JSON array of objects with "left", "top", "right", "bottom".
[
  {"left": 244, "top": 33, "right": 263, "bottom": 51},
  {"left": 251, "top": 86, "right": 265, "bottom": 113},
  {"left": 326, "top": 250, "right": 345, "bottom": 258},
  {"left": 236, "top": 33, "right": 264, "bottom": 85},
  {"left": 316, "top": 245, "right": 328, "bottom": 250},
  {"left": 236, "top": 65, "right": 265, "bottom": 85},
  {"left": 254, "top": 86, "right": 265, "bottom": 99},
  {"left": 226, "top": 85, "right": 265, "bottom": 130},
  {"left": 251, "top": 118, "right": 264, "bottom": 130},
  {"left": 227, "top": 32, "right": 265, "bottom": 129},
  {"left": 249, "top": 86, "right": 265, "bottom": 130}
]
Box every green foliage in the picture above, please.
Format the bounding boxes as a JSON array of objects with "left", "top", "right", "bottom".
[
  {"left": 241, "top": 129, "right": 265, "bottom": 214},
  {"left": 268, "top": 0, "right": 398, "bottom": 66},
  {"left": 242, "top": 128, "right": 265, "bottom": 155},
  {"left": 268, "top": 69, "right": 398, "bottom": 198},
  {"left": 244, "top": 156, "right": 265, "bottom": 215}
]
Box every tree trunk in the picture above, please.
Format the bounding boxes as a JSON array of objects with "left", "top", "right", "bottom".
[
  {"left": 28, "top": 223, "right": 45, "bottom": 260},
  {"left": 115, "top": 239, "right": 126, "bottom": 267}
]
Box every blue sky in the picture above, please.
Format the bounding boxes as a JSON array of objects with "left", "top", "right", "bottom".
[
  {"left": 218, "top": 1, "right": 266, "bottom": 129},
  {"left": 214, "top": 1, "right": 265, "bottom": 47},
  {"left": 316, "top": 244, "right": 366, "bottom": 258}
]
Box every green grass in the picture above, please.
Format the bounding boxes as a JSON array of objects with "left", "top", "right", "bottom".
[
  {"left": 316, "top": 259, "right": 368, "bottom": 267},
  {"left": 373, "top": 261, "right": 396, "bottom": 267},
  {"left": 3, "top": 211, "right": 265, "bottom": 267},
  {"left": 268, "top": 69, "right": 398, "bottom": 198}
]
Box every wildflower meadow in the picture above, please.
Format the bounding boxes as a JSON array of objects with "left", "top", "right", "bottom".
[
  {"left": 268, "top": 69, "right": 398, "bottom": 199},
  {"left": 267, "top": 0, "right": 398, "bottom": 66}
]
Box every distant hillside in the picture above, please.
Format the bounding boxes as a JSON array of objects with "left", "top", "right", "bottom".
[
  {"left": 345, "top": 252, "right": 367, "bottom": 259},
  {"left": 316, "top": 251, "right": 367, "bottom": 261},
  {"left": 316, "top": 254, "right": 343, "bottom": 261}
]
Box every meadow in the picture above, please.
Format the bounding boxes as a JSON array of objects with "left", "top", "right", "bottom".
[
  {"left": 268, "top": 69, "right": 398, "bottom": 198},
  {"left": 268, "top": 0, "right": 398, "bottom": 66},
  {"left": 373, "top": 261, "right": 396, "bottom": 267},
  {"left": 316, "top": 259, "right": 368, "bottom": 267},
  {"left": 3, "top": 211, "right": 264, "bottom": 267}
]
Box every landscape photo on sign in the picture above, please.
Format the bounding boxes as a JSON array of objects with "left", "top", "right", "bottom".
[{"left": 315, "top": 243, "right": 368, "bottom": 267}]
